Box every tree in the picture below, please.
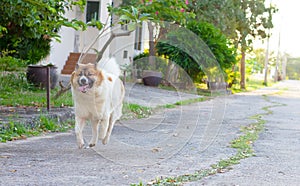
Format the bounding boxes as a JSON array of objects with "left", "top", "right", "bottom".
[
  {"left": 156, "top": 21, "right": 236, "bottom": 82},
  {"left": 190, "top": 0, "right": 277, "bottom": 89},
  {"left": 189, "top": 0, "right": 238, "bottom": 39},
  {"left": 246, "top": 48, "right": 266, "bottom": 75},
  {"left": 233, "top": 0, "right": 277, "bottom": 89},
  {"left": 0, "top": 0, "right": 87, "bottom": 64},
  {"left": 121, "top": 0, "right": 194, "bottom": 65}
]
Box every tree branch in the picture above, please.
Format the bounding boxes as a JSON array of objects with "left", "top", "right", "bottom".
[
  {"left": 53, "top": 81, "right": 71, "bottom": 100},
  {"left": 95, "top": 30, "right": 133, "bottom": 62}
]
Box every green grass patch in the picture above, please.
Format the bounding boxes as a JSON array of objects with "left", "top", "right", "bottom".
[
  {"left": 122, "top": 103, "right": 152, "bottom": 119},
  {"left": 0, "top": 116, "right": 74, "bottom": 143},
  {"left": 230, "top": 78, "right": 275, "bottom": 94},
  {"left": 174, "top": 97, "right": 209, "bottom": 106},
  {"left": 0, "top": 71, "right": 73, "bottom": 107}
]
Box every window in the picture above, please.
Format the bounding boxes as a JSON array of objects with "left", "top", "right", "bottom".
[{"left": 86, "top": 1, "right": 100, "bottom": 23}]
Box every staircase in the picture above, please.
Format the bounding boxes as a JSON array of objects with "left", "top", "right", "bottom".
[{"left": 61, "top": 53, "right": 97, "bottom": 74}]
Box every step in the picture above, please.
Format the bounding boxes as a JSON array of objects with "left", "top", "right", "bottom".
[{"left": 61, "top": 53, "right": 97, "bottom": 75}]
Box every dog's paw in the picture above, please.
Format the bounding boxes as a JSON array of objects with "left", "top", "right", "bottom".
[
  {"left": 102, "top": 138, "right": 108, "bottom": 145},
  {"left": 77, "top": 139, "right": 87, "bottom": 149},
  {"left": 78, "top": 143, "right": 84, "bottom": 149},
  {"left": 89, "top": 143, "right": 96, "bottom": 148}
]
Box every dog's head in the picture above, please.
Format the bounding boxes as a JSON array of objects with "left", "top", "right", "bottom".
[{"left": 71, "top": 63, "right": 104, "bottom": 93}]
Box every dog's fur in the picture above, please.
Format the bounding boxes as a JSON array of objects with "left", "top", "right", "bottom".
[{"left": 70, "top": 58, "right": 125, "bottom": 149}]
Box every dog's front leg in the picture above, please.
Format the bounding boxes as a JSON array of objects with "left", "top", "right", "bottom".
[
  {"left": 99, "top": 116, "right": 109, "bottom": 142},
  {"left": 89, "top": 119, "right": 100, "bottom": 147},
  {"left": 75, "top": 116, "right": 86, "bottom": 149}
]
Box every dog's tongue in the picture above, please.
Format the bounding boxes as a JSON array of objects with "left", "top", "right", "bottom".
[{"left": 78, "top": 85, "right": 89, "bottom": 93}]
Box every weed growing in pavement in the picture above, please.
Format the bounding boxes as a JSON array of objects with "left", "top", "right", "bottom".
[
  {"left": 122, "top": 103, "right": 153, "bottom": 119},
  {"left": 131, "top": 93, "right": 286, "bottom": 186}
]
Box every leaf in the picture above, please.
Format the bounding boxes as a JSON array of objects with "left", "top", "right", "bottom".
[
  {"left": 128, "top": 22, "right": 137, "bottom": 31},
  {"left": 119, "top": 15, "right": 131, "bottom": 21},
  {"left": 131, "top": 6, "right": 138, "bottom": 18}
]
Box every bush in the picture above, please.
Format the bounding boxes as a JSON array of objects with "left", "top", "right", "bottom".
[
  {"left": 0, "top": 50, "right": 28, "bottom": 71},
  {"left": 133, "top": 50, "right": 168, "bottom": 78},
  {"left": 0, "top": 72, "right": 33, "bottom": 93},
  {"left": 156, "top": 21, "right": 237, "bottom": 82},
  {"left": 0, "top": 0, "right": 86, "bottom": 64}
]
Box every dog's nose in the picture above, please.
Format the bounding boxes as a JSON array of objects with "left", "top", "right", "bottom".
[{"left": 79, "top": 77, "right": 88, "bottom": 85}]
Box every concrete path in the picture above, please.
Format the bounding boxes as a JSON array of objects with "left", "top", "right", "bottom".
[
  {"left": 0, "top": 80, "right": 299, "bottom": 185},
  {"left": 196, "top": 80, "right": 300, "bottom": 186}
]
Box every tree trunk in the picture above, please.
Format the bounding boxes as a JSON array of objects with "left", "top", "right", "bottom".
[
  {"left": 264, "top": 36, "right": 270, "bottom": 86},
  {"left": 240, "top": 50, "right": 246, "bottom": 89},
  {"left": 147, "top": 22, "right": 155, "bottom": 68}
]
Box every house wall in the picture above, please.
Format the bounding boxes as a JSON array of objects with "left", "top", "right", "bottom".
[
  {"left": 49, "top": 10, "right": 76, "bottom": 72},
  {"left": 49, "top": 0, "right": 149, "bottom": 73}
]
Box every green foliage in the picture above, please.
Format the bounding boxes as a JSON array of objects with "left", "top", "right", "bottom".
[
  {"left": 0, "top": 71, "right": 73, "bottom": 107},
  {"left": 0, "top": 0, "right": 87, "bottom": 64},
  {"left": 112, "top": 6, "right": 151, "bottom": 31},
  {"left": 0, "top": 50, "right": 28, "bottom": 71},
  {"left": 246, "top": 49, "right": 266, "bottom": 75},
  {"left": 190, "top": 0, "right": 237, "bottom": 38},
  {"left": 0, "top": 121, "right": 29, "bottom": 142},
  {"left": 122, "top": 0, "right": 194, "bottom": 25},
  {"left": 286, "top": 57, "right": 300, "bottom": 80},
  {"left": 0, "top": 117, "right": 74, "bottom": 142},
  {"left": 122, "top": 103, "right": 152, "bottom": 119},
  {"left": 0, "top": 72, "right": 33, "bottom": 93},
  {"left": 133, "top": 50, "right": 168, "bottom": 78},
  {"left": 156, "top": 21, "right": 236, "bottom": 82},
  {"left": 187, "top": 21, "right": 236, "bottom": 70}
]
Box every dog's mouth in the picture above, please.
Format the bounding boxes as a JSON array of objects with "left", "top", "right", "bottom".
[{"left": 78, "top": 84, "right": 90, "bottom": 93}]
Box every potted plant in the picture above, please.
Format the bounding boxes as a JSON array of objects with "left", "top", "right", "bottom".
[
  {"left": 142, "top": 70, "right": 163, "bottom": 87},
  {"left": 27, "top": 63, "right": 58, "bottom": 89},
  {"left": 24, "top": 36, "right": 58, "bottom": 89},
  {"left": 133, "top": 52, "right": 165, "bottom": 87}
]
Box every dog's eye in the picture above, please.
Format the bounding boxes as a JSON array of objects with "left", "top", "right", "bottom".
[
  {"left": 87, "top": 73, "right": 93, "bottom": 76},
  {"left": 78, "top": 72, "right": 83, "bottom": 76}
]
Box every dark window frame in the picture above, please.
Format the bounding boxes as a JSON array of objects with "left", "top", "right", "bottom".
[{"left": 86, "top": 1, "right": 100, "bottom": 23}]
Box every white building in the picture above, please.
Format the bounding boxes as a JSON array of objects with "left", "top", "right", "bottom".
[{"left": 49, "top": 0, "right": 147, "bottom": 74}]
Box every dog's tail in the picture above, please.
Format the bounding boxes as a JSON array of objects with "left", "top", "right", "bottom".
[{"left": 98, "top": 57, "right": 121, "bottom": 77}]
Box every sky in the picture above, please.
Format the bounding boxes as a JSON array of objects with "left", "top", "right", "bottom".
[{"left": 262, "top": 0, "right": 300, "bottom": 57}]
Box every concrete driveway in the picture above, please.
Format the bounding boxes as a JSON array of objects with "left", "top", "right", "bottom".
[{"left": 0, "top": 80, "right": 299, "bottom": 185}]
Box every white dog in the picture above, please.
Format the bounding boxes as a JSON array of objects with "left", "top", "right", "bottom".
[{"left": 71, "top": 58, "right": 125, "bottom": 148}]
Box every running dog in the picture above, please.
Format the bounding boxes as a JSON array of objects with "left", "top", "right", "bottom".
[{"left": 70, "top": 58, "right": 125, "bottom": 149}]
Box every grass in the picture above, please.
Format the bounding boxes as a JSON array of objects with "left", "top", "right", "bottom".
[
  {"left": 0, "top": 115, "right": 74, "bottom": 142},
  {"left": 0, "top": 71, "right": 73, "bottom": 107},
  {"left": 122, "top": 103, "right": 153, "bottom": 119},
  {"left": 230, "top": 78, "right": 275, "bottom": 94}
]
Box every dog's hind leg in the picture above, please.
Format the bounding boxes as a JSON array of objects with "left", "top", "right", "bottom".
[
  {"left": 102, "top": 105, "right": 122, "bottom": 145},
  {"left": 88, "top": 119, "right": 100, "bottom": 147},
  {"left": 99, "top": 116, "right": 109, "bottom": 141},
  {"left": 75, "top": 116, "right": 86, "bottom": 149},
  {"left": 102, "top": 115, "right": 114, "bottom": 145}
]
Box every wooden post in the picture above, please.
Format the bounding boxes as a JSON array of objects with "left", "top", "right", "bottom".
[{"left": 46, "top": 66, "right": 51, "bottom": 111}]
